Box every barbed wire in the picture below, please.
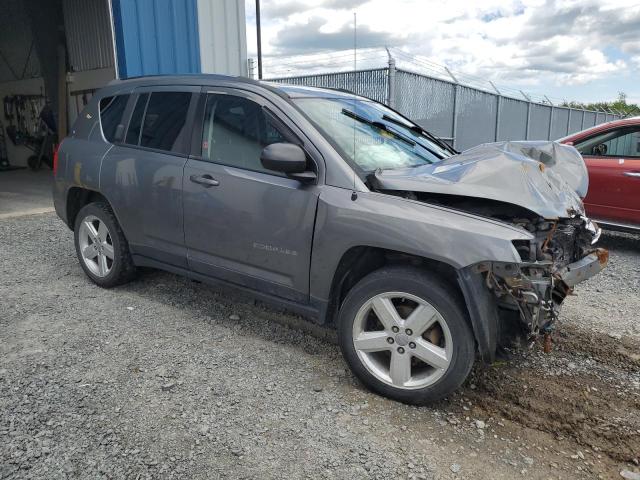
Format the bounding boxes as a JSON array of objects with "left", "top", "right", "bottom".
[{"left": 260, "top": 46, "right": 601, "bottom": 107}]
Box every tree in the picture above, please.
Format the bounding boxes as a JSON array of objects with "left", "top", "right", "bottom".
[{"left": 561, "top": 92, "right": 639, "bottom": 117}]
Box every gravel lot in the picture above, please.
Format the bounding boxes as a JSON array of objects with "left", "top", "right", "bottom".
[{"left": 1, "top": 212, "right": 639, "bottom": 479}]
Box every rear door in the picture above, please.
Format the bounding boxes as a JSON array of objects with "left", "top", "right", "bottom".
[
  {"left": 101, "top": 86, "right": 199, "bottom": 267},
  {"left": 182, "top": 88, "right": 321, "bottom": 303},
  {"left": 574, "top": 125, "right": 640, "bottom": 226}
]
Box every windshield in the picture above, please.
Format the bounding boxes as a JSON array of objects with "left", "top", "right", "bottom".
[{"left": 293, "top": 97, "right": 453, "bottom": 172}]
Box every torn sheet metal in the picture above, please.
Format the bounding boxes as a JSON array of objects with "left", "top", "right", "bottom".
[{"left": 374, "top": 141, "right": 589, "bottom": 219}]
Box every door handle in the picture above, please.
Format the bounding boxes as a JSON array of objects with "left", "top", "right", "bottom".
[
  {"left": 190, "top": 174, "right": 219, "bottom": 187},
  {"left": 623, "top": 171, "right": 640, "bottom": 178}
]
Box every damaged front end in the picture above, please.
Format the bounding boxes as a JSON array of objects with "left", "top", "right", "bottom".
[
  {"left": 368, "top": 141, "right": 609, "bottom": 359},
  {"left": 477, "top": 215, "right": 608, "bottom": 339}
]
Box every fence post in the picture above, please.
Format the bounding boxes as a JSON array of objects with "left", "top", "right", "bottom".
[
  {"left": 247, "top": 58, "right": 255, "bottom": 79},
  {"left": 566, "top": 108, "right": 571, "bottom": 136},
  {"left": 545, "top": 96, "right": 554, "bottom": 140},
  {"left": 520, "top": 90, "right": 531, "bottom": 140},
  {"left": 489, "top": 81, "right": 501, "bottom": 142},
  {"left": 581, "top": 110, "right": 585, "bottom": 130},
  {"left": 445, "top": 67, "right": 459, "bottom": 149},
  {"left": 386, "top": 48, "right": 396, "bottom": 109}
]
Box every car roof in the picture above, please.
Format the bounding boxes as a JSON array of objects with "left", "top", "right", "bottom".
[
  {"left": 264, "top": 82, "right": 367, "bottom": 100},
  {"left": 560, "top": 116, "right": 640, "bottom": 142},
  {"left": 104, "top": 74, "right": 366, "bottom": 101}
]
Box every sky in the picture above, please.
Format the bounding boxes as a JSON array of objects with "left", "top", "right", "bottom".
[{"left": 244, "top": 0, "right": 640, "bottom": 105}]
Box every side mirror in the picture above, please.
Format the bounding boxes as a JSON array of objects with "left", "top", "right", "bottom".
[{"left": 260, "top": 143, "right": 316, "bottom": 181}]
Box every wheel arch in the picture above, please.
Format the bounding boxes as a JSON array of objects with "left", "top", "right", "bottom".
[
  {"left": 65, "top": 187, "right": 111, "bottom": 230},
  {"left": 324, "top": 246, "right": 460, "bottom": 325},
  {"left": 323, "top": 245, "right": 499, "bottom": 363}
]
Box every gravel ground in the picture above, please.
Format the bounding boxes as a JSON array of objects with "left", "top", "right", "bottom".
[{"left": 1, "top": 212, "right": 639, "bottom": 479}]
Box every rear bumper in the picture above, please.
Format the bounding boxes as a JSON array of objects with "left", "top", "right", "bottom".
[{"left": 557, "top": 248, "right": 609, "bottom": 287}]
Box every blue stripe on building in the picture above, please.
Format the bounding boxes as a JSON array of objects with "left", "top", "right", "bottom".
[{"left": 111, "top": 0, "right": 201, "bottom": 78}]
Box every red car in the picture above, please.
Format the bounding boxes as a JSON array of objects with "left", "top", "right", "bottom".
[{"left": 560, "top": 117, "right": 640, "bottom": 232}]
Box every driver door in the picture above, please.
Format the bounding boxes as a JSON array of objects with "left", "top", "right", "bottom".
[
  {"left": 576, "top": 125, "right": 640, "bottom": 225},
  {"left": 182, "top": 89, "right": 321, "bottom": 303}
]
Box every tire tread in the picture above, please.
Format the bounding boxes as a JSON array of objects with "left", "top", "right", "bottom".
[
  {"left": 74, "top": 202, "right": 136, "bottom": 288},
  {"left": 337, "top": 265, "right": 475, "bottom": 405}
]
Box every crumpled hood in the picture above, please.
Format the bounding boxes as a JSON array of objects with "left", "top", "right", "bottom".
[{"left": 374, "top": 141, "right": 589, "bottom": 219}]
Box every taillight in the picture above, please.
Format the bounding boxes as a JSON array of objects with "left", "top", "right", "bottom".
[{"left": 53, "top": 143, "right": 60, "bottom": 176}]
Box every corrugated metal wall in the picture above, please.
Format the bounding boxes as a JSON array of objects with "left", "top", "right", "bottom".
[
  {"left": 0, "top": 0, "right": 41, "bottom": 82},
  {"left": 197, "top": 0, "right": 247, "bottom": 76},
  {"left": 63, "top": 0, "right": 114, "bottom": 72},
  {"left": 111, "top": 0, "right": 201, "bottom": 78}
]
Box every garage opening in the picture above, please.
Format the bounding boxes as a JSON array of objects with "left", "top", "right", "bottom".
[{"left": 0, "top": 0, "right": 116, "bottom": 173}]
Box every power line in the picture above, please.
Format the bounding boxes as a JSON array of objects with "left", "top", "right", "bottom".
[
  {"left": 265, "top": 52, "right": 388, "bottom": 77},
  {"left": 263, "top": 50, "right": 386, "bottom": 71},
  {"left": 266, "top": 52, "right": 386, "bottom": 71},
  {"left": 263, "top": 47, "right": 383, "bottom": 65}
]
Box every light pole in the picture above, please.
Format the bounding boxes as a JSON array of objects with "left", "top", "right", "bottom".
[{"left": 256, "top": 0, "right": 263, "bottom": 79}]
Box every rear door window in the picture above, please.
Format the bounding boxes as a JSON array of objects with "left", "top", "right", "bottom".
[
  {"left": 99, "top": 95, "right": 129, "bottom": 143},
  {"left": 576, "top": 127, "right": 640, "bottom": 158},
  {"left": 139, "top": 92, "right": 191, "bottom": 152}
]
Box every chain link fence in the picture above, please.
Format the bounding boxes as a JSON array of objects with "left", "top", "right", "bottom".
[{"left": 271, "top": 67, "right": 621, "bottom": 151}]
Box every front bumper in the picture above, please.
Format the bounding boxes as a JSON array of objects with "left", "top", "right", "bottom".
[{"left": 556, "top": 248, "right": 609, "bottom": 288}]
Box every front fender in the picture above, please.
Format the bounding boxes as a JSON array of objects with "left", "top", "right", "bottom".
[{"left": 309, "top": 187, "right": 533, "bottom": 302}]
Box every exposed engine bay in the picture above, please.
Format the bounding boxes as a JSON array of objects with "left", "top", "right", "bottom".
[
  {"left": 481, "top": 213, "right": 606, "bottom": 336},
  {"left": 365, "top": 140, "right": 609, "bottom": 346},
  {"left": 369, "top": 187, "right": 608, "bottom": 342},
  {"left": 364, "top": 140, "right": 610, "bottom": 352}
]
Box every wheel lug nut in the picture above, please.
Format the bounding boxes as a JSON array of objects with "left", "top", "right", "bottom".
[
  {"left": 392, "top": 326, "right": 399, "bottom": 333},
  {"left": 387, "top": 337, "right": 394, "bottom": 344},
  {"left": 405, "top": 329, "right": 413, "bottom": 336},
  {"left": 409, "top": 342, "right": 416, "bottom": 349},
  {"left": 397, "top": 347, "right": 405, "bottom": 354}
]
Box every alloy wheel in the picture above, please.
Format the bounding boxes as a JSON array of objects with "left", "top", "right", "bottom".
[
  {"left": 78, "top": 215, "right": 114, "bottom": 277},
  {"left": 352, "top": 291, "right": 453, "bottom": 390}
]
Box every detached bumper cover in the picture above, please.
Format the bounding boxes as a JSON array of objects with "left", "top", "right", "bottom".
[{"left": 557, "top": 248, "right": 609, "bottom": 288}]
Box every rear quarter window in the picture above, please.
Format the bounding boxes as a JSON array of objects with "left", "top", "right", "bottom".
[{"left": 99, "top": 95, "right": 130, "bottom": 143}]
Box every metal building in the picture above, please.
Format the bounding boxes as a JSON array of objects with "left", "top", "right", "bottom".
[{"left": 0, "top": 0, "right": 247, "bottom": 168}]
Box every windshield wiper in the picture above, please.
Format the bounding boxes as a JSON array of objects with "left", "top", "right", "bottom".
[
  {"left": 381, "top": 114, "right": 457, "bottom": 154},
  {"left": 341, "top": 109, "right": 416, "bottom": 147}
]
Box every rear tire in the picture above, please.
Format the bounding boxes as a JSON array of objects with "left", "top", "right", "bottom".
[
  {"left": 337, "top": 266, "right": 475, "bottom": 405},
  {"left": 74, "top": 202, "right": 136, "bottom": 288}
]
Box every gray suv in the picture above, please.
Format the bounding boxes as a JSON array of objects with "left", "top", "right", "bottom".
[{"left": 53, "top": 75, "right": 607, "bottom": 404}]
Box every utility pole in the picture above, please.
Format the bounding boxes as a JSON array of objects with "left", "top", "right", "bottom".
[{"left": 255, "top": 0, "right": 263, "bottom": 79}]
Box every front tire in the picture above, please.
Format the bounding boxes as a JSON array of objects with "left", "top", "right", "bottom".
[
  {"left": 338, "top": 266, "right": 475, "bottom": 405},
  {"left": 74, "top": 202, "right": 136, "bottom": 288}
]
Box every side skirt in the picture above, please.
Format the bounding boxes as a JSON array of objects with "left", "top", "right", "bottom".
[{"left": 132, "top": 254, "right": 324, "bottom": 323}]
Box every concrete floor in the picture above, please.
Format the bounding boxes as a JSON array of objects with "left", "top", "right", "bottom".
[{"left": 0, "top": 169, "right": 54, "bottom": 218}]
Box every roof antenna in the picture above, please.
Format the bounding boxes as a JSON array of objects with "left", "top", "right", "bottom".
[{"left": 351, "top": 11, "right": 358, "bottom": 201}]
